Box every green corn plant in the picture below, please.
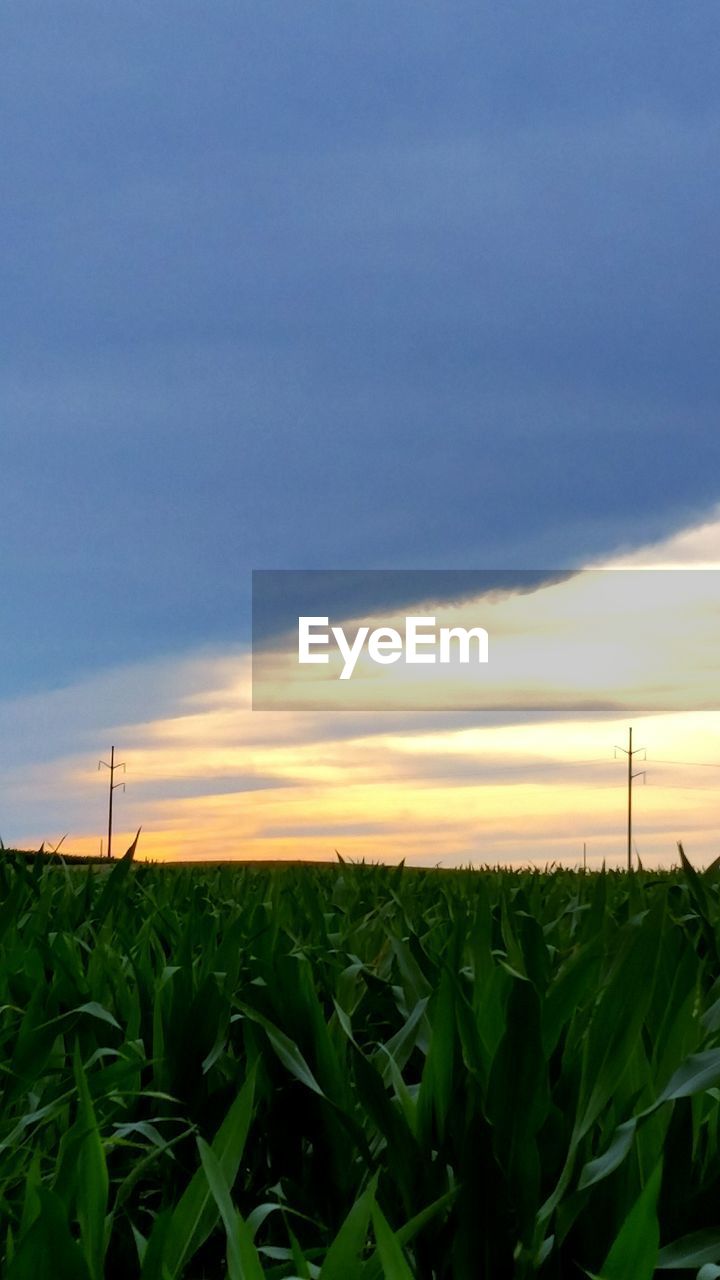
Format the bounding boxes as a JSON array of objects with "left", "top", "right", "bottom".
[{"left": 0, "top": 855, "right": 718, "bottom": 1276}]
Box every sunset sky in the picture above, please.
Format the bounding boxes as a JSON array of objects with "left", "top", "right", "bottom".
[{"left": 2, "top": 5, "right": 720, "bottom": 866}]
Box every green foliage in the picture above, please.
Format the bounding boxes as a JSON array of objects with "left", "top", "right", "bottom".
[{"left": 0, "top": 855, "right": 720, "bottom": 1276}]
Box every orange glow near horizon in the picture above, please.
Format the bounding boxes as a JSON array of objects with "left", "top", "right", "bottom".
[
  {"left": 10, "top": 520, "right": 720, "bottom": 870},
  {"left": 47, "top": 704, "right": 720, "bottom": 870}
]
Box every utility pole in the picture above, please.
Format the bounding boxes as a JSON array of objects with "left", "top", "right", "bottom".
[
  {"left": 614, "top": 727, "right": 646, "bottom": 871},
  {"left": 98, "top": 746, "right": 126, "bottom": 860},
  {"left": 583, "top": 841, "right": 587, "bottom": 873}
]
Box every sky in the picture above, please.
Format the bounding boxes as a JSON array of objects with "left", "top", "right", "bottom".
[{"left": 2, "top": 3, "right": 720, "bottom": 866}]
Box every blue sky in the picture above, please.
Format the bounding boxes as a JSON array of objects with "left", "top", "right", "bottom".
[{"left": 2, "top": 5, "right": 720, "bottom": 863}]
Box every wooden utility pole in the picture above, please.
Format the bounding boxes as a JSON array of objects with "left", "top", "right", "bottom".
[
  {"left": 614, "top": 727, "right": 646, "bottom": 871},
  {"left": 98, "top": 746, "right": 126, "bottom": 860}
]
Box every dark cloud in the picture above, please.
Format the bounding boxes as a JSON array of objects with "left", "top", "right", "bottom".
[
  {"left": 251, "top": 570, "right": 574, "bottom": 643},
  {"left": 2, "top": 2, "right": 719, "bottom": 695}
]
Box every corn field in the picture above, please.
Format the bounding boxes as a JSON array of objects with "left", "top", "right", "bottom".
[{"left": 2, "top": 852, "right": 720, "bottom": 1278}]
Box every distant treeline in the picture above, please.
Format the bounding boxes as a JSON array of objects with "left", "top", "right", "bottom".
[{"left": 0, "top": 847, "right": 111, "bottom": 865}]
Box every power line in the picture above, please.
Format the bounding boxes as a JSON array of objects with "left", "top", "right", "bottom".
[
  {"left": 626, "top": 777, "right": 717, "bottom": 790},
  {"left": 650, "top": 758, "right": 720, "bottom": 768}
]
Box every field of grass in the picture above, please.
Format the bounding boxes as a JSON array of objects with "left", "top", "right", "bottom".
[{"left": 1, "top": 854, "right": 720, "bottom": 1278}]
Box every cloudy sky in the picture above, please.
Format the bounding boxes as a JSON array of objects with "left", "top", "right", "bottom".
[{"left": 2, "top": 3, "right": 720, "bottom": 865}]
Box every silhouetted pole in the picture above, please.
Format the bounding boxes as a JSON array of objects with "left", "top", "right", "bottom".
[
  {"left": 108, "top": 744, "right": 115, "bottom": 861},
  {"left": 614, "top": 727, "right": 646, "bottom": 871},
  {"left": 627, "top": 728, "right": 632, "bottom": 871},
  {"left": 98, "top": 746, "right": 126, "bottom": 860}
]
